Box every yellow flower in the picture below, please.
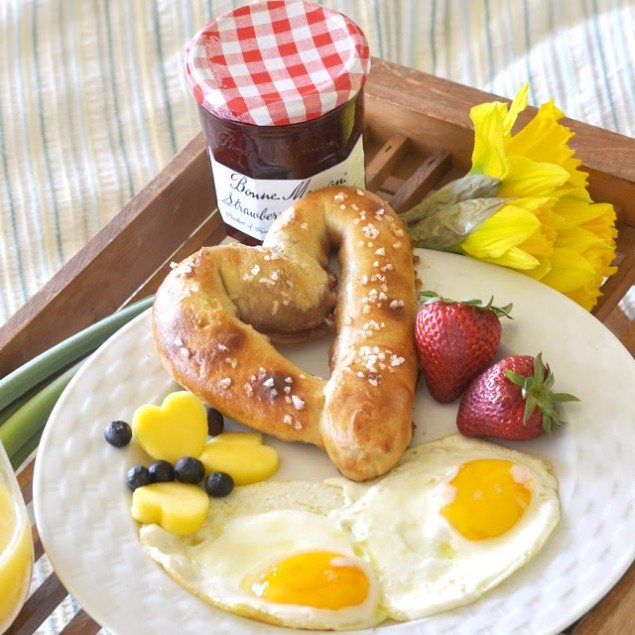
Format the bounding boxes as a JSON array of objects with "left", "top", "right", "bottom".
[{"left": 458, "top": 86, "right": 617, "bottom": 311}]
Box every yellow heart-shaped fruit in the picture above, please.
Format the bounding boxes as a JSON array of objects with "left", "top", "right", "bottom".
[
  {"left": 131, "top": 482, "right": 209, "bottom": 535},
  {"left": 199, "top": 432, "right": 279, "bottom": 485},
  {"left": 132, "top": 391, "right": 207, "bottom": 463}
]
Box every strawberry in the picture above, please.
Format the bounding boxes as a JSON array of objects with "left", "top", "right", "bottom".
[
  {"left": 414, "top": 292, "right": 512, "bottom": 403},
  {"left": 457, "top": 353, "right": 579, "bottom": 440}
]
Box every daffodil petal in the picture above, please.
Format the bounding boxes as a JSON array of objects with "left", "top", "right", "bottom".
[
  {"left": 464, "top": 246, "right": 540, "bottom": 270},
  {"left": 460, "top": 205, "right": 541, "bottom": 258},
  {"left": 538, "top": 248, "right": 597, "bottom": 293},
  {"left": 511, "top": 196, "right": 557, "bottom": 212},
  {"left": 438, "top": 88, "right": 618, "bottom": 312},
  {"left": 523, "top": 257, "right": 552, "bottom": 281},
  {"left": 506, "top": 103, "right": 586, "bottom": 188},
  {"left": 497, "top": 155, "right": 570, "bottom": 198},
  {"left": 566, "top": 286, "right": 601, "bottom": 312},
  {"left": 554, "top": 227, "right": 610, "bottom": 252},
  {"left": 554, "top": 198, "right": 616, "bottom": 229},
  {"left": 470, "top": 102, "right": 508, "bottom": 178},
  {"left": 518, "top": 231, "right": 555, "bottom": 258},
  {"left": 503, "top": 85, "right": 529, "bottom": 134}
]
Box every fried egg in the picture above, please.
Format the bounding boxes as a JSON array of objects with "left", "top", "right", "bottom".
[
  {"left": 330, "top": 434, "right": 561, "bottom": 620},
  {"left": 138, "top": 481, "right": 385, "bottom": 630},
  {"left": 138, "top": 436, "right": 560, "bottom": 629}
]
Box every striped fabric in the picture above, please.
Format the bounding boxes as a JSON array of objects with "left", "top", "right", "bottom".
[{"left": 1, "top": 0, "right": 634, "bottom": 326}]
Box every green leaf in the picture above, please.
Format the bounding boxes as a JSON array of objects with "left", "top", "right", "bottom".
[
  {"left": 524, "top": 395, "right": 537, "bottom": 423},
  {"left": 544, "top": 372, "right": 555, "bottom": 390},
  {"left": 416, "top": 290, "right": 443, "bottom": 304},
  {"left": 0, "top": 388, "right": 40, "bottom": 427},
  {"left": 407, "top": 197, "right": 509, "bottom": 250},
  {"left": 533, "top": 353, "right": 545, "bottom": 384},
  {"left": 514, "top": 353, "right": 580, "bottom": 435},
  {"left": 400, "top": 174, "right": 501, "bottom": 225},
  {"left": 551, "top": 393, "right": 581, "bottom": 403},
  {"left": 525, "top": 376, "right": 535, "bottom": 392},
  {"left": 416, "top": 292, "right": 513, "bottom": 318},
  {"left": 504, "top": 370, "right": 527, "bottom": 387},
  {"left": 542, "top": 415, "right": 554, "bottom": 435},
  {"left": 488, "top": 302, "right": 514, "bottom": 319},
  {"left": 541, "top": 404, "right": 555, "bottom": 418}
]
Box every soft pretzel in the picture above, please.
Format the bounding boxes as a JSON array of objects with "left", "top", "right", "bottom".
[{"left": 152, "top": 186, "right": 417, "bottom": 481}]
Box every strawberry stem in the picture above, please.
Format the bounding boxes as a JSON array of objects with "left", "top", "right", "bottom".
[
  {"left": 503, "top": 353, "right": 580, "bottom": 433},
  {"left": 416, "top": 290, "right": 513, "bottom": 318}
]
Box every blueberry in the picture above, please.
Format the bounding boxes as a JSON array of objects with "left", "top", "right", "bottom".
[
  {"left": 104, "top": 420, "right": 132, "bottom": 448},
  {"left": 204, "top": 471, "right": 234, "bottom": 498},
  {"left": 148, "top": 460, "right": 174, "bottom": 483},
  {"left": 126, "top": 465, "right": 151, "bottom": 491},
  {"left": 174, "top": 457, "right": 205, "bottom": 484},
  {"left": 206, "top": 407, "right": 224, "bottom": 436}
]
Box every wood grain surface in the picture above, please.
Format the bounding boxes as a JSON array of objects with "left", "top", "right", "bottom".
[
  {"left": 0, "top": 135, "right": 217, "bottom": 378},
  {"left": 3, "top": 58, "right": 634, "bottom": 634},
  {"left": 365, "top": 59, "right": 635, "bottom": 225},
  {"left": 1, "top": 59, "right": 634, "bottom": 378}
]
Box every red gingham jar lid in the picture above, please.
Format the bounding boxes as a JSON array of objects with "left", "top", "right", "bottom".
[{"left": 184, "top": 0, "right": 370, "bottom": 126}]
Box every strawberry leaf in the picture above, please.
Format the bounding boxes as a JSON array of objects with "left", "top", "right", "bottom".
[
  {"left": 417, "top": 290, "right": 441, "bottom": 301},
  {"left": 542, "top": 414, "right": 554, "bottom": 435},
  {"left": 504, "top": 369, "right": 527, "bottom": 387},
  {"left": 523, "top": 395, "right": 537, "bottom": 423},
  {"left": 544, "top": 372, "right": 555, "bottom": 390},
  {"left": 416, "top": 291, "right": 512, "bottom": 318},
  {"left": 551, "top": 393, "right": 580, "bottom": 403},
  {"left": 512, "top": 354, "right": 580, "bottom": 434},
  {"left": 534, "top": 353, "right": 545, "bottom": 383}
]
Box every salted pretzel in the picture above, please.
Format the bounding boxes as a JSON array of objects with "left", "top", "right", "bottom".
[{"left": 152, "top": 186, "right": 417, "bottom": 481}]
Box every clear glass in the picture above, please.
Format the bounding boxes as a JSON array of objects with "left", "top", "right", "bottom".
[{"left": 0, "top": 441, "right": 34, "bottom": 633}]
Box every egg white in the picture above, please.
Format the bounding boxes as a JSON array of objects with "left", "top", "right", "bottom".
[
  {"left": 329, "top": 434, "right": 561, "bottom": 620},
  {"left": 138, "top": 436, "right": 560, "bottom": 628},
  {"left": 138, "top": 480, "right": 385, "bottom": 630}
]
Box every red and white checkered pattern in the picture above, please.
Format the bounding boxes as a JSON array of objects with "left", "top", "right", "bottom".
[{"left": 184, "top": 0, "right": 370, "bottom": 126}]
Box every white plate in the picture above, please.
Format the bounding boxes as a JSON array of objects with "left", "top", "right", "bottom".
[{"left": 34, "top": 249, "right": 635, "bottom": 635}]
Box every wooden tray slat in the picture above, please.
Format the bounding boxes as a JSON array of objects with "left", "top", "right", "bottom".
[
  {"left": 3, "top": 58, "right": 634, "bottom": 635},
  {"left": 58, "top": 610, "right": 101, "bottom": 635},
  {"left": 592, "top": 226, "right": 635, "bottom": 322},
  {"left": 5, "top": 573, "right": 67, "bottom": 635},
  {"left": 0, "top": 135, "right": 217, "bottom": 378},
  {"left": 17, "top": 460, "right": 35, "bottom": 506},
  {"left": 127, "top": 208, "right": 225, "bottom": 305},
  {"left": 31, "top": 523, "right": 44, "bottom": 563},
  {"left": 573, "top": 564, "right": 635, "bottom": 634},
  {"left": 389, "top": 148, "right": 452, "bottom": 212},
  {"left": 365, "top": 134, "right": 409, "bottom": 190},
  {"left": 365, "top": 60, "right": 635, "bottom": 224},
  {"left": 2, "top": 59, "right": 634, "bottom": 380}
]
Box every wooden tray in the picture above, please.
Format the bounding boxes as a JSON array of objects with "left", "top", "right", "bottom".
[{"left": 2, "top": 59, "right": 634, "bottom": 634}]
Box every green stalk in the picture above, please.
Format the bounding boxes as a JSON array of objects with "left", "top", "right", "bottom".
[
  {"left": 0, "top": 361, "right": 84, "bottom": 461},
  {"left": 0, "top": 295, "right": 154, "bottom": 413},
  {"left": 9, "top": 427, "right": 44, "bottom": 471},
  {"left": 0, "top": 387, "right": 40, "bottom": 427}
]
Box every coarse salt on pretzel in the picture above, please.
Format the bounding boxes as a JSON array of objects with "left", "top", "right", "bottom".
[{"left": 152, "top": 186, "right": 417, "bottom": 481}]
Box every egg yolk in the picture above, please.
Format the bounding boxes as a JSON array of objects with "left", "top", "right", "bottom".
[
  {"left": 441, "top": 459, "right": 532, "bottom": 540},
  {"left": 245, "top": 551, "right": 369, "bottom": 610}
]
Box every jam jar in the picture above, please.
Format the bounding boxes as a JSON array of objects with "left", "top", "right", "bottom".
[{"left": 184, "top": 0, "right": 370, "bottom": 244}]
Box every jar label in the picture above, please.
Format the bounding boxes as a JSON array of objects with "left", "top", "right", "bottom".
[{"left": 209, "top": 137, "right": 365, "bottom": 241}]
